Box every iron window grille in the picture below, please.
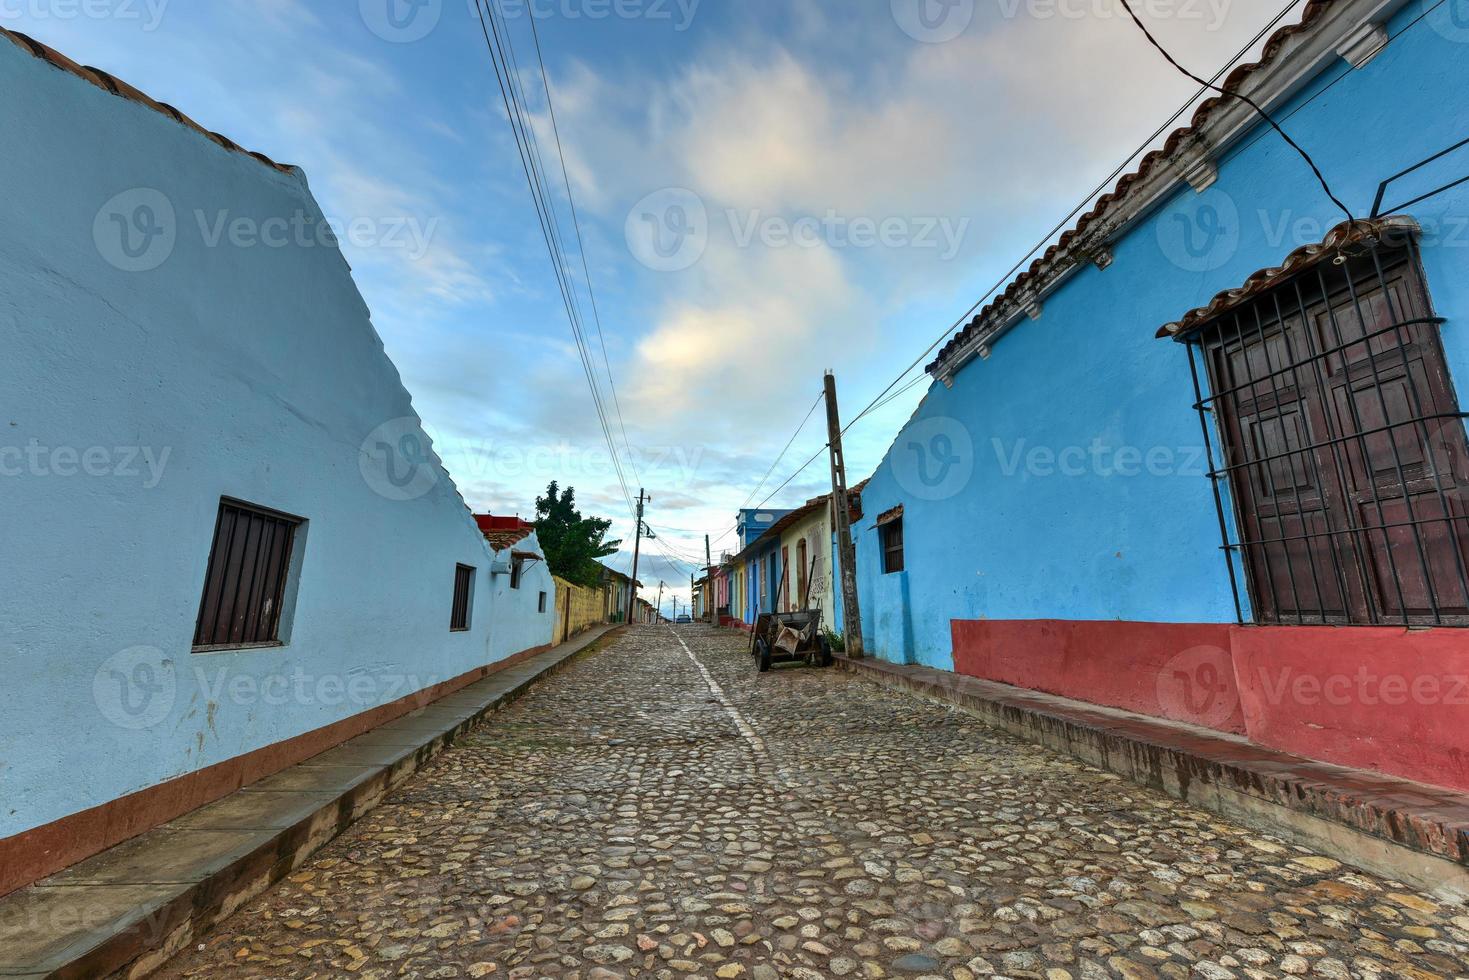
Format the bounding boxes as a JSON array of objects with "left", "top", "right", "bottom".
[
  {"left": 1173, "top": 230, "right": 1469, "bottom": 627},
  {"left": 194, "top": 498, "right": 302, "bottom": 650},
  {"left": 451, "top": 564, "right": 475, "bottom": 631}
]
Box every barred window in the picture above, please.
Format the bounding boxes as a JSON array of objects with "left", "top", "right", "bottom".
[
  {"left": 1180, "top": 240, "right": 1469, "bottom": 626},
  {"left": 194, "top": 499, "right": 302, "bottom": 650},
  {"left": 451, "top": 564, "right": 475, "bottom": 631}
]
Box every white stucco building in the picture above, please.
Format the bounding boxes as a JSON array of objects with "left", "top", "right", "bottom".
[{"left": 0, "top": 27, "right": 554, "bottom": 894}]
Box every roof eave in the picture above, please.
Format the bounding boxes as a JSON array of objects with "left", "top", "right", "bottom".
[{"left": 927, "top": 0, "right": 1411, "bottom": 385}]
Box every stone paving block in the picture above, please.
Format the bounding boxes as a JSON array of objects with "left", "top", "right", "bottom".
[
  {"left": 168, "top": 789, "right": 342, "bottom": 832},
  {"left": 38, "top": 828, "right": 272, "bottom": 887},
  {"left": 238, "top": 762, "right": 382, "bottom": 795},
  {"left": 0, "top": 882, "right": 188, "bottom": 976}
]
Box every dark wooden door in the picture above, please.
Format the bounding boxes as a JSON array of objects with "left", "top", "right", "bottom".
[{"left": 1206, "top": 251, "right": 1469, "bottom": 625}]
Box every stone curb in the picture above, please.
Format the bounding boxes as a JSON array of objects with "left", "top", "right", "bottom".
[
  {"left": 0, "top": 626, "right": 622, "bottom": 979},
  {"left": 834, "top": 654, "right": 1469, "bottom": 902}
]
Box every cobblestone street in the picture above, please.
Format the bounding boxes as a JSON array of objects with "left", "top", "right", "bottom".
[{"left": 160, "top": 625, "right": 1469, "bottom": 980}]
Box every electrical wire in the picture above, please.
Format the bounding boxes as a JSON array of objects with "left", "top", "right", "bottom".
[
  {"left": 492, "top": 3, "right": 637, "bottom": 518},
  {"left": 471, "top": 0, "right": 638, "bottom": 524},
  {"left": 1116, "top": 0, "right": 1354, "bottom": 225},
  {"left": 745, "top": 0, "right": 1447, "bottom": 536},
  {"left": 525, "top": 11, "right": 643, "bottom": 488},
  {"left": 738, "top": 391, "right": 825, "bottom": 513},
  {"left": 839, "top": 0, "right": 1310, "bottom": 434}
]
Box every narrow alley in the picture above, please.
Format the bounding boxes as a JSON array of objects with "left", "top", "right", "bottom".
[{"left": 159, "top": 626, "right": 1468, "bottom": 979}]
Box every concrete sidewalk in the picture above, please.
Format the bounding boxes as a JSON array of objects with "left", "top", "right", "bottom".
[{"left": 0, "top": 625, "right": 619, "bottom": 979}]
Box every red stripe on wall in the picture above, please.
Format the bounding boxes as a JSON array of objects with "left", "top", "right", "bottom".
[
  {"left": 950, "top": 619, "right": 1469, "bottom": 792},
  {"left": 1231, "top": 625, "right": 1469, "bottom": 792},
  {"left": 951, "top": 619, "right": 1244, "bottom": 734}
]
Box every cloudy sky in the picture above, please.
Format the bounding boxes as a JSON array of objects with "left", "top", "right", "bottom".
[{"left": 7, "top": 0, "right": 1304, "bottom": 609}]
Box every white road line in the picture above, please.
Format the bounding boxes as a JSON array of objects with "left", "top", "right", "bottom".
[{"left": 667, "top": 626, "right": 790, "bottom": 787}]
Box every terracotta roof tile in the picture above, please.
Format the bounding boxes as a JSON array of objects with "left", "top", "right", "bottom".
[
  {"left": 928, "top": 0, "right": 1334, "bottom": 373},
  {"left": 1157, "top": 215, "right": 1414, "bottom": 338},
  {"left": 2, "top": 26, "right": 295, "bottom": 175},
  {"left": 482, "top": 527, "right": 534, "bottom": 551}
]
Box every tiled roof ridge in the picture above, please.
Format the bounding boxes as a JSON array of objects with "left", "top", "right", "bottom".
[
  {"left": 2, "top": 25, "right": 296, "bottom": 175},
  {"left": 482, "top": 527, "right": 535, "bottom": 551},
  {"left": 1157, "top": 214, "right": 1416, "bottom": 338},
  {"left": 928, "top": 0, "right": 1335, "bottom": 373}
]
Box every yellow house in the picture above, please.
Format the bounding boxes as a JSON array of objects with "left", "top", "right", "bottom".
[{"left": 773, "top": 495, "right": 836, "bottom": 621}]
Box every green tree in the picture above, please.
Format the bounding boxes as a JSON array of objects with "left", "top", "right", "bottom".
[{"left": 534, "top": 482, "right": 622, "bottom": 588}]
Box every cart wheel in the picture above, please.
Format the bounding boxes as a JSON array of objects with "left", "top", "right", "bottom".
[
  {"left": 756, "top": 638, "right": 772, "bottom": 673},
  {"left": 817, "top": 636, "right": 833, "bottom": 668}
]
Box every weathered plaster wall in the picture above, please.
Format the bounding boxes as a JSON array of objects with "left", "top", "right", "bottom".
[
  {"left": 0, "top": 42, "right": 550, "bottom": 841},
  {"left": 855, "top": 5, "right": 1469, "bottom": 672},
  {"left": 779, "top": 504, "right": 836, "bottom": 620},
  {"left": 552, "top": 575, "right": 606, "bottom": 645},
  {"left": 486, "top": 536, "right": 556, "bottom": 661}
]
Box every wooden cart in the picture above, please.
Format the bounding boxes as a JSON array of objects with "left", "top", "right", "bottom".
[{"left": 751, "top": 609, "right": 833, "bottom": 673}]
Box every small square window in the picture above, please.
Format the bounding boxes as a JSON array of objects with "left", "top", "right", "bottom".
[
  {"left": 881, "top": 518, "right": 904, "bottom": 575},
  {"left": 451, "top": 564, "right": 475, "bottom": 631},
  {"left": 510, "top": 557, "right": 523, "bottom": 590},
  {"left": 194, "top": 498, "right": 303, "bottom": 651},
  {"left": 539, "top": 591, "right": 548, "bottom": 614}
]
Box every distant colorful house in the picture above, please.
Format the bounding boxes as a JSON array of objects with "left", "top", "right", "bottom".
[
  {"left": 732, "top": 528, "right": 784, "bottom": 626},
  {"left": 600, "top": 564, "right": 642, "bottom": 623},
  {"left": 634, "top": 597, "right": 655, "bottom": 624},
  {"left": 736, "top": 507, "right": 792, "bottom": 548},
  {"left": 710, "top": 562, "right": 733, "bottom": 624}
]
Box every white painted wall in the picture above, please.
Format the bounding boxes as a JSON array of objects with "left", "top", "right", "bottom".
[{"left": 0, "top": 43, "right": 552, "bottom": 839}]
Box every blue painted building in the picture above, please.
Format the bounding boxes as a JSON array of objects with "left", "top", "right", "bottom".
[
  {"left": 736, "top": 507, "right": 792, "bottom": 548},
  {"left": 852, "top": 0, "right": 1469, "bottom": 791}
]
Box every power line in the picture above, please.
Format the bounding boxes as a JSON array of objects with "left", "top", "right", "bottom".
[
  {"left": 470, "top": 0, "right": 638, "bottom": 524},
  {"left": 840, "top": 0, "right": 1310, "bottom": 434},
  {"left": 492, "top": 1, "right": 636, "bottom": 517},
  {"left": 525, "top": 11, "right": 643, "bottom": 489},
  {"left": 696, "top": 391, "right": 828, "bottom": 548},
  {"left": 738, "top": 391, "right": 825, "bottom": 513},
  {"left": 707, "top": 1, "right": 1315, "bottom": 544},
  {"left": 1117, "top": 0, "right": 1354, "bottom": 225}
]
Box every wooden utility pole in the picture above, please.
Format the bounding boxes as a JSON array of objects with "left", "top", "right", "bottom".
[
  {"left": 626, "top": 488, "right": 646, "bottom": 624},
  {"left": 824, "top": 371, "right": 865, "bottom": 658},
  {"left": 655, "top": 580, "right": 664, "bottom": 623},
  {"left": 705, "top": 534, "right": 714, "bottom": 622}
]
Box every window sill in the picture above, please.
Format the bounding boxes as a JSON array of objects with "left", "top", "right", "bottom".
[{"left": 192, "top": 640, "right": 286, "bottom": 655}]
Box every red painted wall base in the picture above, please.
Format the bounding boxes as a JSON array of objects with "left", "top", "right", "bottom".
[{"left": 950, "top": 619, "right": 1469, "bottom": 792}]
